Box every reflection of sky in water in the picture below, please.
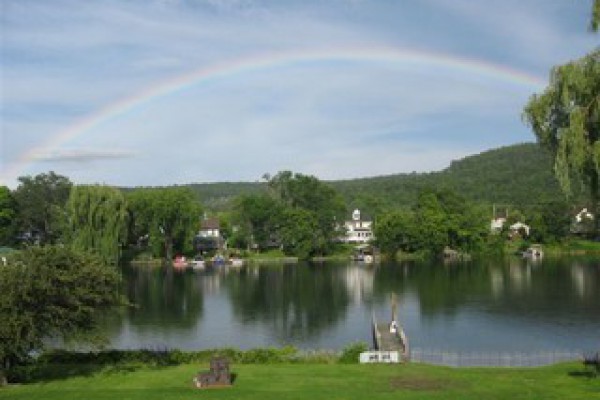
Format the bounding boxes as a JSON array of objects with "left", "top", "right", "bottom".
[{"left": 108, "top": 259, "right": 600, "bottom": 352}]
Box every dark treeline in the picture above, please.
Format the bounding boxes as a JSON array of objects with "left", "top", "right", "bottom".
[
  {"left": 180, "top": 143, "right": 583, "bottom": 214},
  {"left": 0, "top": 143, "right": 590, "bottom": 263}
]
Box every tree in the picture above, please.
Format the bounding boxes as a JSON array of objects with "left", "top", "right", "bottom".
[
  {"left": 267, "top": 171, "right": 346, "bottom": 254},
  {"left": 374, "top": 189, "right": 489, "bottom": 256},
  {"left": 127, "top": 187, "right": 202, "bottom": 260},
  {"left": 0, "top": 246, "right": 121, "bottom": 385},
  {"left": 64, "top": 185, "right": 129, "bottom": 264},
  {"left": 0, "top": 186, "right": 18, "bottom": 246},
  {"left": 591, "top": 0, "right": 599, "bottom": 32},
  {"left": 13, "top": 172, "right": 72, "bottom": 244},
  {"left": 277, "top": 207, "right": 319, "bottom": 260},
  {"left": 233, "top": 194, "right": 282, "bottom": 250},
  {"left": 523, "top": 49, "right": 600, "bottom": 229},
  {"left": 374, "top": 209, "right": 418, "bottom": 255}
]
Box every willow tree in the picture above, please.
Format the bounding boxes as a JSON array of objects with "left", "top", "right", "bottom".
[
  {"left": 592, "top": 0, "right": 599, "bottom": 32},
  {"left": 523, "top": 49, "right": 600, "bottom": 227},
  {"left": 65, "top": 185, "right": 129, "bottom": 264},
  {"left": 127, "top": 187, "right": 201, "bottom": 260}
]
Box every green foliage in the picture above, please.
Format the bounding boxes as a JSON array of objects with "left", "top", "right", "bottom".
[
  {"left": 13, "top": 171, "right": 72, "bottom": 244},
  {"left": 64, "top": 185, "right": 129, "bottom": 264},
  {"left": 374, "top": 209, "right": 417, "bottom": 255},
  {"left": 375, "top": 189, "right": 489, "bottom": 256},
  {"left": 170, "top": 144, "right": 569, "bottom": 216},
  {"left": 524, "top": 49, "right": 600, "bottom": 229},
  {"left": 592, "top": 0, "right": 600, "bottom": 32},
  {"left": 267, "top": 171, "right": 346, "bottom": 258},
  {"left": 269, "top": 171, "right": 346, "bottom": 242},
  {"left": 338, "top": 342, "right": 368, "bottom": 364},
  {"left": 232, "top": 172, "right": 346, "bottom": 259},
  {"left": 233, "top": 194, "right": 282, "bottom": 250},
  {"left": 332, "top": 144, "right": 567, "bottom": 211},
  {"left": 278, "top": 207, "right": 318, "bottom": 259},
  {"left": 0, "top": 186, "right": 18, "bottom": 246},
  {"left": 0, "top": 246, "right": 121, "bottom": 383},
  {"left": 525, "top": 200, "right": 572, "bottom": 243},
  {"left": 127, "top": 187, "right": 202, "bottom": 259}
]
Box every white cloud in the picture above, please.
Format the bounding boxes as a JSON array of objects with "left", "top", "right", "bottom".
[
  {"left": 1, "top": 0, "right": 595, "bottom": 188},
  {"left": 31, "top": 148, "right": 137, "bottom": 163}
]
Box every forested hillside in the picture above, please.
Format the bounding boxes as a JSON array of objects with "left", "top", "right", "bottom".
[{"left": 185, "top": 143, "right": 576, "bottom": 212}]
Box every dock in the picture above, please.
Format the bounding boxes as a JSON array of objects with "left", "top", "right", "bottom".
[{"left": 371, "top": 294, "right": 409, "bottom": 361}]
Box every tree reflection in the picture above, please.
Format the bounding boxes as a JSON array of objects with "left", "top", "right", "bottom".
[
  {"left": 123, "top": 265, "right": 204, "bottom": 330},
  {"left": 370, "top": 258, "right": 600, "bottom": 321},
  {"left": 224, "top": 262, "right": 351, "bottom": 340}
]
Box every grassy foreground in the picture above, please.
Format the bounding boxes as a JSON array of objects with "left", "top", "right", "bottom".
[{"left": 1, "top": 362, "right": 598, "bottom": 400}]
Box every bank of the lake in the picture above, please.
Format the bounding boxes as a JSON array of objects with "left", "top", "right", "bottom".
[{"left": 1, "top": 362, "right": 597, "bottom": 400}]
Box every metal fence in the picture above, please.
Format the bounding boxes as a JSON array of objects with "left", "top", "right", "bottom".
[{"left": 409, "top": 348, "right": 582, "bottom": 367}]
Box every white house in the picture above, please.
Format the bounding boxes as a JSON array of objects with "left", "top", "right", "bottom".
[
  {"left": 572, "top": 207, "right": 594, "bottom": 235},
  {"left": 509, "top": 221, "right": 530, "bottom": 237},
  {"left": 342, "top": 209, "right": 374, "bottom": 244},
  {"left": 490, "top": 217, "right": 506, "bottom": 233},
  {"left": 575, "top": 208, "right": 594, "bottom": 223}
]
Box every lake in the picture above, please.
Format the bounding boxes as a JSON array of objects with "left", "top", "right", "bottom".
[{"left": 104, "top": 257, "right": 600, "bottom": 353}]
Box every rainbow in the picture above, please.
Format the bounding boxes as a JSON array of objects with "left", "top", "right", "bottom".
[{"left": 1, "top": 46, "right": 547, "bottom": 185}]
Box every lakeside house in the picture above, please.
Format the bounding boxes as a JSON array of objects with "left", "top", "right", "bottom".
[
  {"left": 571, "top": 207, "right": 595, "bottom": 235},
  {"left": 341, "top": 209, "right": 374, "bottom": 244},
  {"left": 509, "top": 222, "right": 530, "bottom": 237},
  {"left": 194, "top": 217, "right": 225, "bottom": 253}
]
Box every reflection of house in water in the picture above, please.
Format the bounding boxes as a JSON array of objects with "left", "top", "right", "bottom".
[
  {"left": 490, "top": 268, "right": 504, "bottom": 297},
  {"left": 198, "top": 272, "right": 222, "bottom": 295},
  {"left": 570, "top": 263, "right": 595, "bottom": 298},
  {"left": 490, "top": 261, "right": 533, "bottom": 297},
  {"left": 508, "top": 260, "right": 531, "bottom": 292},
  {"left": 344, "top": 266, "right": 374, "bottom": 303}
]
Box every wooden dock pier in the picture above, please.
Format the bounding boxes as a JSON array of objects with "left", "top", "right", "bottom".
[{"left": 371, "top": 294, "right": 409, "bottom": 362}]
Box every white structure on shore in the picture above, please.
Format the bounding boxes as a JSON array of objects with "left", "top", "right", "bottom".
[{"left": 342, "top": 209, "right": 374, "bottom": 244}]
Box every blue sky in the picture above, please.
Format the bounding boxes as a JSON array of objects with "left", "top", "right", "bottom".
[{"left": 1, "top": 0, "right": 598, "bottom": 188}]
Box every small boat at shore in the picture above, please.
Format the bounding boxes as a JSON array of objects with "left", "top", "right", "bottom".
[
  {"left": 173, "top": 255, "right": 188, "bottom": 269},
  {"left": 229, "top": 257, "right": 244, "bottom": 267},
  {"left": 351, "top": 244, "right": 377, "bottom": 264},
  {"left": 523, "top": 244, "right": 543, "bottom": 259},
  {"left": 190, "top": 255, "right": 206, "bottom": 270}
]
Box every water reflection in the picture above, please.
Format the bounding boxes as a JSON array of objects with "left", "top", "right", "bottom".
[
  {"left": 124, "top": 266, "right": 204, "bottom": 329},
  {"left": 106, "top": 257, "right": 600, "bottom": 352},
  {"left": 223, "top": 263, "right": 351, "bottom": 341}
]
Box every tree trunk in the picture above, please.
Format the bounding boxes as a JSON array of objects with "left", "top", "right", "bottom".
[
  {"left": 591, "top": 170, "right": 599, "bottom": 238},
  {"left": 0, "top": 358, "right": 9, "bottom": 386}
]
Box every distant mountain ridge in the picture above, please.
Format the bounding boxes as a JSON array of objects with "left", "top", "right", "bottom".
[{"left": 184, "top": 143, "right": 569, "bottom": 211}]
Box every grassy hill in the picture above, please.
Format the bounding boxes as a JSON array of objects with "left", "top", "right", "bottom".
[{"left": 183, "top": 143, "right": 574, "bottom": 212}]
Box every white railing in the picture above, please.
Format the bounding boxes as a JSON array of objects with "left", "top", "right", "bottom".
[{"left": 410, "top": 348, "right": 582, "bottom": 367}]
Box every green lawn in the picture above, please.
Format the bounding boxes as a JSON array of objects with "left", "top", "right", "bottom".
[{"left": 1, "top": 362, "right": 598, "bottom": 400}]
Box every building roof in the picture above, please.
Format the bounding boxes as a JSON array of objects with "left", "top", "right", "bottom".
[{"left": 200, "top": 218, "right": 220, "bottom": 230}]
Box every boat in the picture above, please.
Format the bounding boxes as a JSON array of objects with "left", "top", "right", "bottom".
[
  {"left": 173, "top": 255, "right": 188, "bottom": 269},
  {"left": 523, "top": 244, "right": 543, "bottom": 259},
  {"left": 190, "top": 255, "right": 206, "bottom": 270},
  {"left": 229, "top": 257, "right": 244, "bottom": 268},
  {"left": 211, "top": 254, "right": 226, "bottom": 267},
  {"left": 351, "top": 244, "right": 376, "bottom": 264}
]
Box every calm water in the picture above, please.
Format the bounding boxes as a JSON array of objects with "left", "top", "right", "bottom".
[{"left": 104, "top": 257, "right": 600, "bottom": 352}]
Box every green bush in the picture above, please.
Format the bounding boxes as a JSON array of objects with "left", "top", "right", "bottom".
[{"left": 338, "top": 342, "right": 368, "bottom": 364}]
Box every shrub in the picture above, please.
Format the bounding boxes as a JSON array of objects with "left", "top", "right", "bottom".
[{"left": 338, "top": 342, "right": 368, "bottom": 364}]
